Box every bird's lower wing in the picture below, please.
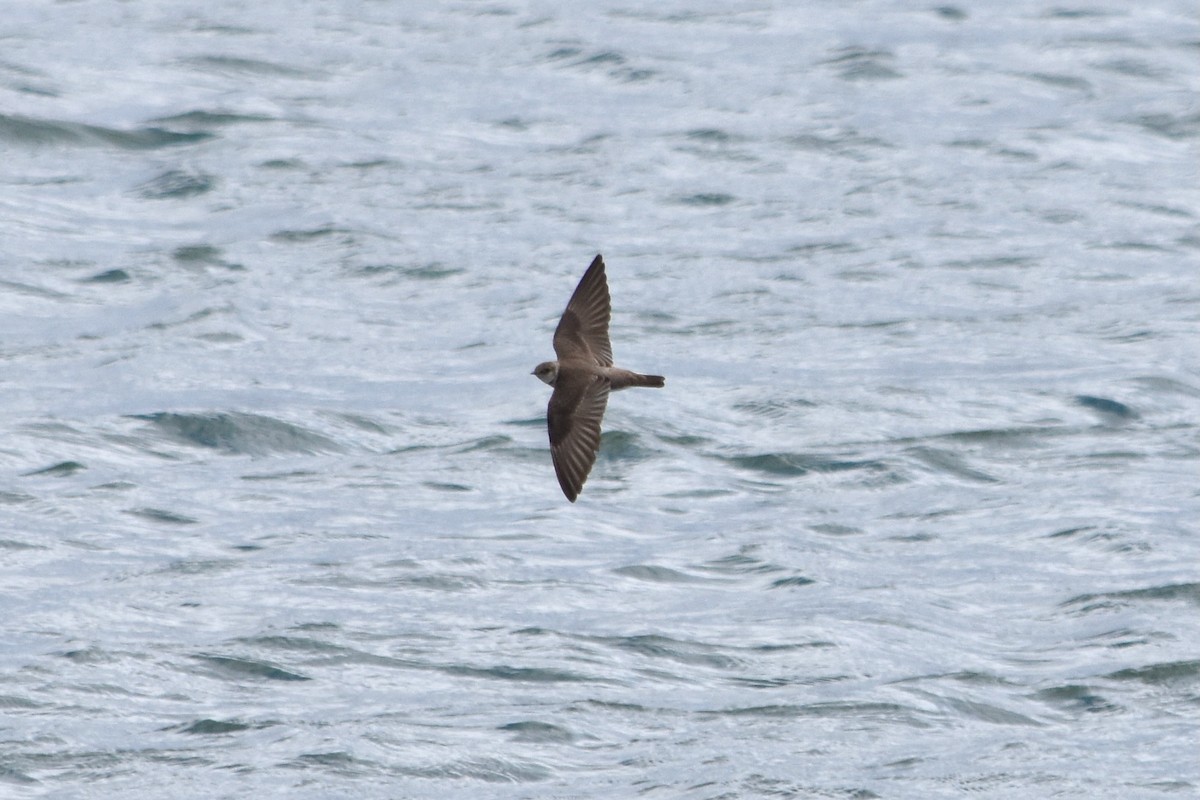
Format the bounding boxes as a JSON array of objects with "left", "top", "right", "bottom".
[{"left": 548, "top": 375, "right": 610, "bottom": 502}]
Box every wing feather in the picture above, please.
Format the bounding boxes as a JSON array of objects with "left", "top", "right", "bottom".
[
  {"left": 547, "top": 371, "right": 610, "bottom": 502},
  {"left": 552, "top": 254, "right": 613, "bottom": 367}
]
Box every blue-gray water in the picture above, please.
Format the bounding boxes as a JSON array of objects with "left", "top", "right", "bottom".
[{"left": 3, "top": 2, "right": 1199, "bottom": 797}]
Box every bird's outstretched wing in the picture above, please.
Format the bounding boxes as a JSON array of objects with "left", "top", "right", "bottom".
[
  {"left": 547, "top": 371, "right": 610, "bottom": 502},
  {"left": 552, "top": 254, "right": 613, "bottom": 367}
]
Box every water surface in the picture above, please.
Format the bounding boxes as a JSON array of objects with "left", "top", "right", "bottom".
[{"left": 2, "top": 2, "right": 1199, "bottom": 797}]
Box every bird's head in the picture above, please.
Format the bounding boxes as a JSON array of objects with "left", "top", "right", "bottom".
[{"left": 531, "top": 361, "right": 559, "bottom": 387}]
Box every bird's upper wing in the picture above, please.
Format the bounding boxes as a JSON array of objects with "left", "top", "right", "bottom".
[
  {"left": 552, "top": 254, "right": 613, "bottom": 367},
  {"left": 547, "top": 370, "right": 610, "bottom": 502}
]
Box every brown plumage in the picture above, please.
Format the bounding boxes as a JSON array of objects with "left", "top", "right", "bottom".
[{"left": 532, "top": 254, "right": 665, "bottom": 501}]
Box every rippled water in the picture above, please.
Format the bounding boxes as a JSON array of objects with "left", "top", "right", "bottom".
[{"left": 3, "top": 2, "right": 1199, "bottom": 797}]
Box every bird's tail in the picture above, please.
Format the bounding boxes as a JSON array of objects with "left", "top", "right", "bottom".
[{"left": 609, "top": 369, "right": 665, "bottom": 390}]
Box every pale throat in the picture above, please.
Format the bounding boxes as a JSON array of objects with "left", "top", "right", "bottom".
[{"left": 532, "top": 360, "right": 559, "bottom": 386}]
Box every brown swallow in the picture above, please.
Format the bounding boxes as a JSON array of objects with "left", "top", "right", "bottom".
[{"left": 532, "top": 254, "right": 665, "bottom": 502}]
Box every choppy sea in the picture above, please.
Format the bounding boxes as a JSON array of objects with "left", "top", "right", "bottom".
[{"left": 2, "top": 2, "right": 1199, "bottom": 797}]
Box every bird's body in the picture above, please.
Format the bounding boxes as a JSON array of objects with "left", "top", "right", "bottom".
[{"left": 532, "top": 254, "right": 664, "bottom": 502}]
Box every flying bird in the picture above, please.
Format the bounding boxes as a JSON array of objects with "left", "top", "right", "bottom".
[{"left": 532, "top": 254, "right": 665, "bottom": 502}]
